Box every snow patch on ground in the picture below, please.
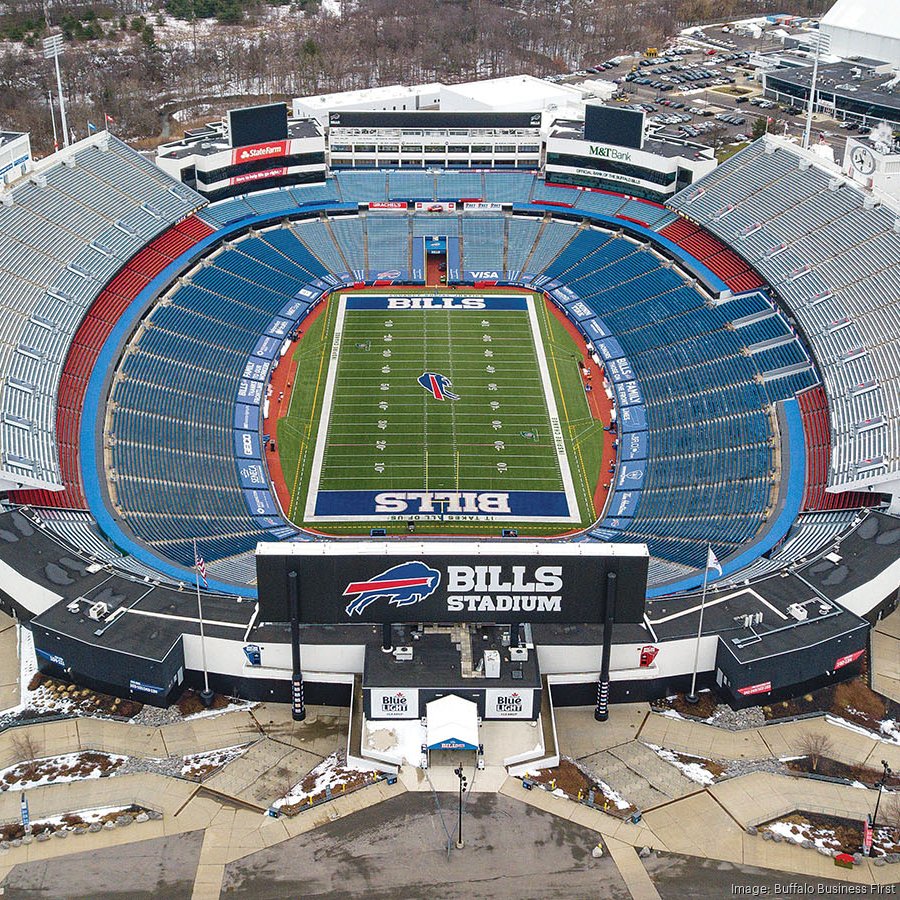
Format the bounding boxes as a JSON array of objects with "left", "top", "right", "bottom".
[
  {"left": 825, "top": 714, "right": 900, "bottom": 746},
  {"left": 363, "top": 719, "right": 426, "bottom": 767},
  {"left": 18, "top": 625, "right": 35, "bottom": 708},
  {"left": 596, "top": 779, "right": 632, "bottom": 810},
  {"left": 643, "top": 742, "right": 716, "bottom": 786},
  {"left": 767, "top": 819, "right": 837, "bottom": 851},
  {"left": 0, "top": 752, "right": 127, "bottom": 790},
  {"left": 530, "top": 764, "right": 633, "bottom": 811},
  {"left": 273, "top": 752, "right": 371, "bottom": 811},
  {"left": 181, "top": 745, "right": 248, "bottom": 779},
  {"left": 181, "top": 700, "right": 257, "bottom": 722}
]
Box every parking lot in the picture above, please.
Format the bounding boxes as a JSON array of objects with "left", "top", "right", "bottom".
[{"left": 544, "top": 30, "right": 867, "bottom": 164}]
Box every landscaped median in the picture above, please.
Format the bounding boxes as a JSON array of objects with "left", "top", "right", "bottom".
[
  {"left": 269, "top": 751, "right": 396, "bottom": 818},
  {"left": 0, "top": 804, "right": 160, "bottom": 849},
  {"left": 749, "top": 810, "right": 900, "bottom": 867},
  {"left": 518, "top": 758, "right": 639, "bottom": 820}
]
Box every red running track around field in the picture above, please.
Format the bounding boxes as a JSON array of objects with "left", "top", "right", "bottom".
[
  {"left": 541, "top": 296, "right": 616, "bottom": 520},
  {"left": 265, "top": 287, "right": 616, "bottom": 532},
  {"left": 263, "top": 299, "right": 329, "bottom": 518}
]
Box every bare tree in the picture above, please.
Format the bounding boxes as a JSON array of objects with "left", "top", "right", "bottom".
[
  {"left": 10, "top": 731, "right": 43, "bottom": 782},
  {"left": 798, "top": 731, "right": 834, "bottom": 773},
  {"left": 883, "top": 793, "right": 900, "bottom": 838}
]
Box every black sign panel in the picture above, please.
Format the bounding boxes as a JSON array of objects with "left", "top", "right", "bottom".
[
  {"left": 584, "top": 104, "right": 644, "bottom": 150},
  {"left": 256, "top": 549, "right": 648, "bottom": 625},
  {"left": 327, "top": 111, "right": 542, "bottom": 130},
  {"left": 228, "top": 102, "right": 288, "bottom": 148}
]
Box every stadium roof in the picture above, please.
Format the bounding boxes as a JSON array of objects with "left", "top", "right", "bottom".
[
  {"left": 440, "top": 75, "right": 583, "bottom": 112},
  {"left": 0, "top": 131, "right": 27, "bottom": 148},
  {"left": 821, "top": 0, "right": 900, "bottom": 42}
]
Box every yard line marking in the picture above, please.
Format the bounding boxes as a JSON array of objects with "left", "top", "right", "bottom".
[
  {"left": 303, "top": 295, "right": 348, "bottom": 520},
  {"left": 526, "top": 295, "right": 580, "bottom": 523},
  {"left": 289, "top": 301, "right": 333, "bottom": 520}
]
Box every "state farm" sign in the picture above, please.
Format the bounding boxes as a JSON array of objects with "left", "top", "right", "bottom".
[{"left": 231, "top": 140, "right": 289, "bottom": 165}]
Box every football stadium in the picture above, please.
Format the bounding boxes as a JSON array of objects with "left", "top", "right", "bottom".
[{"left": 0, "top": 78, "right": 898, "bottom": 773}]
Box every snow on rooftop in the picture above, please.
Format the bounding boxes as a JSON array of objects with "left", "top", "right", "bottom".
[
  {"left": 441, "top": 75, "right": 582, "bottom": 107},
  {"left": 822, "top": 0, "right": 900, "bottom": 42},
  {"left": 297, "top": 83, "right": 442, "bottom": 108}
]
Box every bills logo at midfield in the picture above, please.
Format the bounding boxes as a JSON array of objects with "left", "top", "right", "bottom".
[
  {"left": 343, "top": 561, "right": 441, "bottom": 616},
  {"left": 418, "top": 372, "right": 459, "bottom": 401}
]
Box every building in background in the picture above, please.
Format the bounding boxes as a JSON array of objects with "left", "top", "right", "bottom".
[
  {"left": 326, "top": 111, "right": 543, "bottom": 170},
  {"left": 294, "top": 84, "right": 443, "bottom": 128},
  {"left": 294, "top": 76, "right": 601, "bottom": 133},
  {"left": 763, "top": 59, "right": 900, "bottom": 130},
  {"left": 437, "top": 75, "right": 587, "bottom": 117},
  {"left": 820, "top": 0, "right": 900, "bottom": 67}
]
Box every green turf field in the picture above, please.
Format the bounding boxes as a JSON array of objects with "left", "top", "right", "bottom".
[{"left": 276, "top": 290, "right": 603, "bottom": 536}]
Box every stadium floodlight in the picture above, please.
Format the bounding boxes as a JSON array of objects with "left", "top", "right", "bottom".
[
  {"left": 802, "top": 29, "right": 831, "bottom": 152},
  {"left": 43, "top": 32, "right": 70, "bottom": 149}
]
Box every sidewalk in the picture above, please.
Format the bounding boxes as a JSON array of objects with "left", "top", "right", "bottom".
[
  {"left": 872, "top": 606, "right": 900, "bottom": 703},
  {"left": 0, "top": 617, "right": 19, "bottom": 712},
  {"left": 637, "top": 707, "right": 900, "bottom": 771},
  {"left": 604, "top": 838, "right": 662, "bottom": 900}
]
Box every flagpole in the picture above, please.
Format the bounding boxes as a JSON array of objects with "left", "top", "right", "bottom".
[
  {"left": 194, "top": 539, "right": 213, "bottom": 707},
  {"left": 686, "top": 544, "right": 712, "bottom": 704},
  {"left": 48, "top": 90, "right": 58, "bottom": 151}
]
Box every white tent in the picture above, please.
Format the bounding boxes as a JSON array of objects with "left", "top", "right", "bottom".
[
  {"left": 425, "top": 695, "right": 479, "bottom": 752},
  {"left": 821, "top": 0, "right": 900, "bottom": 66}
]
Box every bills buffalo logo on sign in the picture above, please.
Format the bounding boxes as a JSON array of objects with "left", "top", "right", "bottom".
[
  {"left": 418, "top": 372, "right": 459, "bottom": 401},
  {"left": 343, "top": 561, "right": 441, "bottom": 616}
]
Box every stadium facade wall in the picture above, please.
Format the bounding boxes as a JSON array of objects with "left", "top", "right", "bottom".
[
  {"left": 156, "top": 132, "right": 327, "bottom": 200},
  {"left": 543, "top": 136, "right": 715, "bottom": 201}
]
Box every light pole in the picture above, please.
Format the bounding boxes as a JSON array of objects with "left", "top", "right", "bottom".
[
  {"left": 687, "top": 545, "right": 720, "bottom": 704},
  {"left": 48, "top": 90, "right": 58, "bottom": 151},
  {"left": 193, "top": 539, "right": 213, "bottom": 708},
  {"left": 454, "top": 765, "right": 467, "bottom": 849},
  {"left": 869, "top": 759, "right": 893, "bottom": 855},
  {"left": 802, "top": 31, "right": 830, "bottom": 151},
  {"left": 42, "top": 32, "right": 69, "bottom": 149}
]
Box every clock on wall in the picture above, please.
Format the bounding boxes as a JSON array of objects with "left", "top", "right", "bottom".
[{"left": 850, "top": 145, "right": 876, "bottom": 175}]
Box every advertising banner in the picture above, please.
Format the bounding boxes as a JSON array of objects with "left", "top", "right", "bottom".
[
  {"left": 231, "top": 140, "right": 288, "bottom": 166},
  {"left": 415, "top": 201, "right": 457, "bottom": 212},
  {"left": 230, "top": 166, "right": 287, "bottom": 186},
  {"left": 737, "top": 681, "right": 772, "bottom": 697},
  {"left": 256, "top": 542, "right": 648, "bottom": 625},
  {"left": 369, "top": 688, "right": 420, "bottom": 719},
  {"left": 485, "top": 688, "right": 534, "bottom": 719}
]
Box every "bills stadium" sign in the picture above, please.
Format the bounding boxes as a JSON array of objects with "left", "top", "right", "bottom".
[{"left": 255, "top": 542, "right": 648, "bottom": 624}]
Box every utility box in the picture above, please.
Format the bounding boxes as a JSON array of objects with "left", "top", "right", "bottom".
[{"left": 483, "top": 649, "right": 501, "bottom": 679}]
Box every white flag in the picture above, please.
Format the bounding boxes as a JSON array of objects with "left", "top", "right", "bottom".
[{"left": 706, "top": 546, "right": 722, "bottom": 577}]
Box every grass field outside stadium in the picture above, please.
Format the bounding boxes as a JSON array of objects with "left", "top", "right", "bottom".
[{"left": 274, "top": 289, "right": 604, "bottom": 536}]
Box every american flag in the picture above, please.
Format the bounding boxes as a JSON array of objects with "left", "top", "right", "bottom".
[{"left": 194, "top": 541, "right": 207, "bottom": 588}]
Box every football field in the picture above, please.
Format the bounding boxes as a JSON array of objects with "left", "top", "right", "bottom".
[{"left": 278, "top": 290, "right": 602, "bottom": 533}]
